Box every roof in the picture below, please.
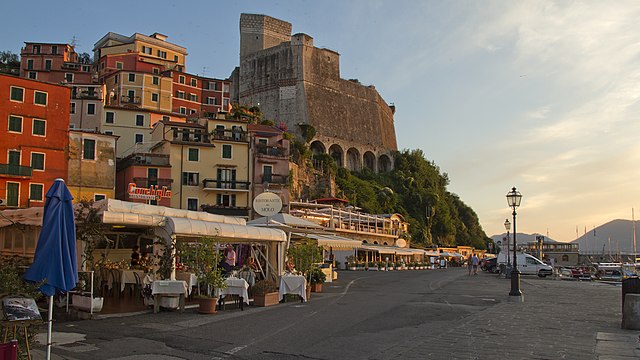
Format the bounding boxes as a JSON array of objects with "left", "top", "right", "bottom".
[
  {"left": 314, "top": 197, "right": 349, "bottom": 204},
  {"left": 248, "top": 124, "right": 284, "bottom": 135}
]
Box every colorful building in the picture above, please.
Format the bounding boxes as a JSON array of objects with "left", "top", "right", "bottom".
[
  {"left": 20, "top": 42, "right": 93, "bottom": 84},
  {"left": 0, "top": 74, "right": 70, "bottom": 208},
  {"left": 67, "top": 130, "right": 118, "bottom": 201},
  {"left": 171, "top": 72, "right": 231, "bottom": 117},
  {"left": 248, "top": 124, "right": 290, "bottom": 210}
]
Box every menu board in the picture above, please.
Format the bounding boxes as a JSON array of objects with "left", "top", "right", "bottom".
[{"left": 2, "top": 297, "right": 42, "bottom": 322}]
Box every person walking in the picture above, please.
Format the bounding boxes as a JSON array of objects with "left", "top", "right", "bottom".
[
  {"left": 472, "top": 253, "right": 480, "bottom": 275},
  {"left": 467, "top": 254, "right": 473, "bottom": 275}
]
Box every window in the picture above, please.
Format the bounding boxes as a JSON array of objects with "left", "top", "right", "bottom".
[
  {"left": 561, "top": 255, "right": 569, "bottom": 262},
  {"left": 189, "top": 94, "right": 197, "bottom": 102},
  {"left": 94, "top": 194, "right": 106, "bottom": 201},
  {"left": 162, "top": 116, "right": 170, "bottom": 121},
  {"left": 152, "top": 76, "right": 159, "bottom": 85},
  {"left": 28, "top": 72, "right": 37, "bottom": 79},
  {"left": 258, "top": 138, "right": 268, "bottom": 146},
  {"left": 32, "top": 45, "right": 40, "bottom": 54},
  {"left": 45, "top": 59, "right": 52, "bottom": 70},
  {"left": 207, "top": 97, "right": 216, "bottom": 105},
  {"left": 179, "top": 107, "right": 186, "bottom": 114},
  {"left": 190, "top": 78, "right": 197, "bottom": 87},
  {"left": 135, "top": 133, "right": 144, "bottom": 143},
  {"left": 65, "top": 73, "right": 73, "bottom": 82},
  {"left": 174, "top": 55, "right": 179, "bottom": 62},
  {"left": 6, "top": 182, "right": 19, "bottom": 207},
  {"left": 187, "top": 198, "right": 198, "bottom": 211},
  {"left": 188, "top": 148, "right": 199, "bottom": 161},
  {"left": 34, "top": 91, "right": 47, "bottom": 106},
  {"left": 104, "top": 131, "right": 113, "bottom": 136},
  {"left": 29, "top": 184, "right": 44, "bottom": 202},
  {"left": 116, "top": 62, "right": 123, "bottom": 70},
  {"left": 151, "top": 93, "right": 159, "bottom": 102},
  {"left": 51, "top": 45, "right": 58, "bottom": 55},
  {"left": 223, "top": 84, "right": 230, "bottom": 93},
  {"left": 141, "top": 46, "right": 152, "bottom": 55},
  {"left": 222, "top": 144, "right": 232, "bottom": 159},
  {"left": 178, "top": 75, "right": 185, "bottom": 84},
  {"left": 217, "top": 168, "right": 236, "bottom": 189},
  {"left": 87, "top": 103, "right": 95, "bottom": 115},
  {"left": 32, "top": 119, "right": 46, "bottom": 136},
  {"left": 153, "top": 68, "right": 159, "bottom": 74},
  {"left": 127, "top": 90, "right": 135, "bottom": 102},
  {"left": 175, "top": 91, "right": 185, "bottom": 99},
  {"left": 8, "top": 150, "right": 20, "bottom": 166},
  {"left": 189, "top": 109, "right": 196, "bottom": 115},
  {"left": 128, "top": 73, "right": 135, "bottom": 82},
  {"left": 83, "top": 139, "right": 96, "bottom": 160},
  {"left": 10, "top": 87, "right": 24, "bottom": 102},
  {"left": 70, "top": 102, "right": 76, "bottom": 114},
  {"left": 27, "top": 59, "right": 34, "bottom": 70},
  {"left": 263, "top": 165, "right": 273, "bottom": 182},
  {"left": 208, "top": 82, "right": 218, "bottom": 90},
  {"left": 30, "top": 152, "right": 45, "bottom": 171},
  {"left": 82, "top": 65, "right": 91, "bottom": 72},
  {"left": 216, "top": 194, "right": 236, "bottom": 207},
  {"left": 157, "top": 50, "right": 167, "bottom": 59},
  {"left": 182, "top": 172, "right": 199, "bottom": 186},
  {"left": 223, "top": 98, "right": 229, "bottom": 107},
  {"left": 114, "top": 74, "right": 119, "bottom": 83},
  {"left": 136, "top": 114, "right": 144, "bottom": 126},
  {"left": 105, "top": 112, "right": 114, "bottom": 124},
  {"left": 8, "top": 116, "right": 22, "bottom": 133}
]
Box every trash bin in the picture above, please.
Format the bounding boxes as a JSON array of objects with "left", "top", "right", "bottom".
[
  {"left": 0, "top": 339, "right": 18, "bottom": 360},
  {"left": 622, "top": 277, "right": 640, "bottom": 312}
]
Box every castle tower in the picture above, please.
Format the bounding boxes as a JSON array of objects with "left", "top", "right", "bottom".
[{"left": 240, "top": 14, "right": 292, "bottom": 59}]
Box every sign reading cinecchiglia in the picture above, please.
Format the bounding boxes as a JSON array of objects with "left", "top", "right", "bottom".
[
  {"left": 253, "top": 192, "right": 283, "bottom": 217},
  {"left": 127, "top": 183, "right": 172, "bottom": 201}
]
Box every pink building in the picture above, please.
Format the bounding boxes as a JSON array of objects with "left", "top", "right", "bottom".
[{"left": 115, "top": 150, "right": 173, "bottom": 207}]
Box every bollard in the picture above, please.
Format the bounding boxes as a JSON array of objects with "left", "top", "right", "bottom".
[
  {"left": 622, "top": 277, "right": 640, "bottom": 313},
  {"left": 622, "top": 293, "right": 640, "bottom": 329}
]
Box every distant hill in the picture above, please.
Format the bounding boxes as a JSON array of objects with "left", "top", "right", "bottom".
[
  {"left": 490, "top": 233, "right": 558, "bottom": 250},
  {"left": 572, "top": 219, "right": 640, "bottom": 254}
]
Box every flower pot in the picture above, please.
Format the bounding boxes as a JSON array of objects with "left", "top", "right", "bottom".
[
  {"left": 253, "top": 292, "right": 280, "bottom": 307},
  {"left": 71, "top": 294, "right": 103, "bottom": 313},
  {"left": 310, "top": 283, "right": 323, "bottom": 292},
  {"left": 197, "top": 297, "right": 219, "bottom": 314}
]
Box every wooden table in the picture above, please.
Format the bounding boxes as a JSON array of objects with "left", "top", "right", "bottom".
[{"left": 151, "top": 280, "right": 188, "bottom": 313}]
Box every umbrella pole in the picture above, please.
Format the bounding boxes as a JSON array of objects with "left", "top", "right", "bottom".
[{"left": 47, "top": 295, "right": 53, "bottom": 360}]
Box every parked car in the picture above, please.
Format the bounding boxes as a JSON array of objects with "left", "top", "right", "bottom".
[
  {"left": 481, "top": 258, "right": 498, "bottom": 273},
  {"left": 496, "top": 252, "right": 553, "bottom": 277}
]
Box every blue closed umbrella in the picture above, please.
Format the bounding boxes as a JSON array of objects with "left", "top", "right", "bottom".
[{"left": 23, "top": 178, "right": 77, "bottom": 360}]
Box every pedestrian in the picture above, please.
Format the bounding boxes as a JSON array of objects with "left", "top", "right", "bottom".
[
  {"left": 472, "top": 253, "right": 480, "bottom": 275},
  {"left": 467, "top": 254, "right": 473, "bottom": 275},
  {"left": 130, "top": 245, "right": 140, "bottom": 266}
]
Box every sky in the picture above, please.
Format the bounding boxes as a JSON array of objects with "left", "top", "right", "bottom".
[{"left": 4, "top": 1, "right": 640, "bottom": 243}]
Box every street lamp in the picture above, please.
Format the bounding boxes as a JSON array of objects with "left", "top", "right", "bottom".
[
  {"left": 504, "top": 218, "right": 511, "bottom": 268},
  {"left": 506, "top": 187, "right": 522, "bottom": 297}
]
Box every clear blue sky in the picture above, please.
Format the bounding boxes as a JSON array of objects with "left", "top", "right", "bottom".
[{"left": 5, "top": 1, "right": 640, "bottom": 242}]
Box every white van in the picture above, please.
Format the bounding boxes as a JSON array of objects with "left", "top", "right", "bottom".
[{"left": 497, "top": 252, "right": 553, "bottom": 277}]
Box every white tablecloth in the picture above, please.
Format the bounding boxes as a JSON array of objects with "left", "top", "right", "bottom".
[
  {"left": 176, "top": 272, "right": 198, "bottom": 294},
  {"left": 279, "top": 275, "right": 307, "bottom": 301},
  {"left": 120, "top": 270, "right": 146, "bottom": 292},
  {"left": 219, "top": 278, "right": 249, "bottom": 305},
  {"left": 151, "top": 280, "right": 188, "bottom": 296}
]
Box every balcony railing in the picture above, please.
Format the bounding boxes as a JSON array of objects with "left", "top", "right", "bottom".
[
  {"left": 202, "top": 179, "right": 250, "bottom": 191},
  {"left": 256, "top": 144, "right": 288, "bottom": 158},
  {"left": 171, "top": 129, "right": 209, "bottom": 144},
  {"left": 0, "top": 164, "right": 32, "bottom": 177},
  {"left": 132, "top": 177, "right": 173, "bottom": 189},
  {"left": 261, "top": 174, "right": 288, "bottom": 185},
  {"left": 121, "top": 95, "right": 141, "bottom": 104},
  {"left": 211, "top": 129, "right": 248, "bottom": 142},
  {"left": 118, "top": 153, "right": 171, "bottom": 170}
]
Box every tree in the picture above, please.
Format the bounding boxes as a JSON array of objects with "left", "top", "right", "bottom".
[
  {"left": 0, "top": 51, "right": 20, "bottom": 74},
  {"left": 78, "top": 52, "right": 92, "bottom": 64}
]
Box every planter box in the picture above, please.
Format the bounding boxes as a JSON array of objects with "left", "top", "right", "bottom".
[
  {"left": 197, "top": 297, "right": 218, "bottom": 314},
  {"left": 71, "top": 294, "right": 103, "bottom": 313},
  {"left": 254, "top": 292, "right": 280, "bottom": 307},
  {"left": 310, "top": 283, "right": 323, "bottom": 292}
]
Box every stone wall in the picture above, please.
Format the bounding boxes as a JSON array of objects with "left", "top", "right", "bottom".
[{"left": 240, "top": 13, "right": 292, "bottom": 59}]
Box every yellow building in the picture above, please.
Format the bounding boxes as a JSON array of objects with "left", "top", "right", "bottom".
[
  {"left": 67, "top": 130, "right": 118, "bottom": 202},
  {"left": 103, "top": 70, "right": 173, "bottom": 113},
  {"left": 149, "top": 115, "right": 251, "bottom": 217}
]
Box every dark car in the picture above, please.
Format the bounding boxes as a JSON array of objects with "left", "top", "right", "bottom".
[{"left": 480, "top": 258, "right": 498, "bottom": 273}]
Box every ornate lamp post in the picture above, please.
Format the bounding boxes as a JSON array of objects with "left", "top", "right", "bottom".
[
  {"left": 506, "top": 187, "right": 522, "bottom": 297},
  {"left": 504, "top": 219, "right": 511, "bottom": 268}
]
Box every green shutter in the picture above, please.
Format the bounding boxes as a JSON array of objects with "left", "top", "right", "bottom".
[{"left": 7, "top": 183, "right": 19, "bottom": 206}]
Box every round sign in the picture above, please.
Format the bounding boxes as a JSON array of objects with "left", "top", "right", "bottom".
[
  {"left": 253, "top": 192, "right": 283, "bottom": 217},
  {"left": 395, "top": 239, "right": 407, "bottom": 248}
]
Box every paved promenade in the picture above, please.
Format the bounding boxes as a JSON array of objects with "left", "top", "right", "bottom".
[{"left": 31, "top": 269, "right": 640, "bottom": 360}]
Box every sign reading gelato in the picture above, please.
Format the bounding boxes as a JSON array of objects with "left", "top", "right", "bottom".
[
  {"left": 253, "top": 192, "right": 283, "bottom": 217},
  {"left": 127, "top": 183, "right": 172, "bottom": 201}
]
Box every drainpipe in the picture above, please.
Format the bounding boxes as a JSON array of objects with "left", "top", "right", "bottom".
[{"left": 180, "top": 144, "right": 184, "bottom": 209}]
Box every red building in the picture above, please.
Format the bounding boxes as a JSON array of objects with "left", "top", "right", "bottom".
[
  {"left": 171, "top": 72, "right": 231, "bottom": 117},
  {"left": 20, "top": 42, "right": 93, "bottom": 84},
  {"left": 0, "top": 74, "right": 70, "bottom": 208}
]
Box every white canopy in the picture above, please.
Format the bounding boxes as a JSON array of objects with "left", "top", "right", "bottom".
[
  {"left": 296, "top": 233, "right": 362, "bottom": 250},
  {"left": 247, "top": 213, "right": 323, "bottom": 229}
]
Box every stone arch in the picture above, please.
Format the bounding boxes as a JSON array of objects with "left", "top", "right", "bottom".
[
  {"left": 378, "top": 154, "right": 392, "bottom": 173},
  {"left": 363, "top": 151, "right": 376, "bottom": 172},
  {"left": 329, "top": 144, "right": 343, "bottom": 167},
  {"left": 383, "top": 241, "right": 389, "bottom": 246},
  {"left": 373, "top": 241, "right": 379, "bottom": 245},
  {"left": 362, "top": 240, "right": 368, "bottom": 244},
  {"left": 310, "top": 140, "right": 326, "bottom": 154},
  {"left": 346, "top": 147, "right": 361, "bottom": 172}
]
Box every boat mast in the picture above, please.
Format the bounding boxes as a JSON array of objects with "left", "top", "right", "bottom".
[{"left": 634, "top": 208, "right": 637, "bottom": 263}]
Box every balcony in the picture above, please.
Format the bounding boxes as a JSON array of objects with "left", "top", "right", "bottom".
[
  {"left": 72, "top": 89, "right": 102, "bottom": 100},
  {"left": 261, "top": 174, "right": 289, "bottom": 185},
  {"left": 211, "top": 129, "right": 248, "bottom": 143},
  {"left": 62, "top": 62, "right": 81, "bottom": 70},
  {"left": 171, "top": 129, "right": 209, "bottom": 144},
  {"left": 121, "top": 95, "right": 141, "bottom": 105},
  {"left": 118, "top": 153, "right": 170, "bottom": 170},
  {"left": 202, "top": 179, "right": 250, "bottom": 192},
  {"left": 0, "top": 164, "right": 32, "bottom": 178},
  {"left": 256, "top": 144, "right": 288, "bottom": 159},
  {"left": 132, "top": 177, "right": 173, "bottom": 189},
  {"left": 201, "top": 204, "right": 250, "bottom": 217}
]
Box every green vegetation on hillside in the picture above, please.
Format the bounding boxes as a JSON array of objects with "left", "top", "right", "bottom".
[{"left": 334, "top": 149, "right": 491, "bottom": 250}]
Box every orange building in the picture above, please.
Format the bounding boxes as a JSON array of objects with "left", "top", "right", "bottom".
[
  {"left": 0, "top": 74, "right": 70, "bottom": 208},
  {"left": 20, "top": 42, "right": 93, "bottom": 84}
]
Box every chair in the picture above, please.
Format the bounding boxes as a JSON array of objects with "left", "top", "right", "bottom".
[
  {"left": 132, "top": 272, "right": 143, "bottom": 304},
  {"left": 109, "top": 269, "right": 121, "bottom": 298}
]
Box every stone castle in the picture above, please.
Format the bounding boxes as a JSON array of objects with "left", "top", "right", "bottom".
[{"left": 231, "top": 14, "right": 398, "bottom": 173}]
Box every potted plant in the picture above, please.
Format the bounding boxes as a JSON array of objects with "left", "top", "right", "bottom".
[
  {"left": 287, "top": 239, "right": 322, "bottom": 301},
  {"left": 74, "top": 200, "right": 107, "bottom": 313},
  {"left": 309, "top": 267, "right": 326, "bottom": 292},
  {"left": 177, "top": 237, "right": 227, "bottom": 314},
  {"left": 252, "top": 279, "right": 279, "bottom": 307}
]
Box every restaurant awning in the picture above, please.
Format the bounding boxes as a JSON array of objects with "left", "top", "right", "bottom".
[
  {"left": 296, "top": 233, "right": 362, "bottom": 250},
  {"left": 357, "top": 245, "right": 426, "bottom": 256},
  {"left": 165, "top": 217, "right": 285, "bottom": 242}
]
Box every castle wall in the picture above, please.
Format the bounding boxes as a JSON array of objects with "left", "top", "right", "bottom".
[{"left": 240, "top": 14, "right": 292, "bottom": 59}]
